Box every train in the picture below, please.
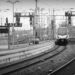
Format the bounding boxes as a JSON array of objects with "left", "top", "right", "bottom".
[
  {"left": 68, "top": 26, "right": 75, "bottom": 42},
  {"left": 55, "top": 27, "right": 69, "bottom": 46}
]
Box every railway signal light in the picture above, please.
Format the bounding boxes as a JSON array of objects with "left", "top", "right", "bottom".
[
  {"left": 65, "top": 11, "right": 72, "bottom": 16},
  {"left": 29, "top": 13, "right": 34, "bottom": 26},
  {"left": 15, "top": 13, "right": 22, "bottom": 27},
  {"left": 65, "top": 11, "right": 72, "bottom": 25}
]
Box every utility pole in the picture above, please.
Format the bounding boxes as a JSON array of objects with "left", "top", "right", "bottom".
[
  {"left": 51, "top": 9, "right": 55, "bottom": 40},
  {"left": 35, "top": 0, "right": 37, "bottom": 9},
  {"left": 7, "top": 0, "right": 20, "bottom": 45},
  {"left": 0, "top": 10, "right": 2, "bottom": 26},
  {"left": 33, "top": 0, "right": 38, "bottom": 38},
  {"left": 6, "top": 17, "right": 10, "bottom": 49},
  {"left": 48, "top": 8, "right": 52, "bottom": 40}
]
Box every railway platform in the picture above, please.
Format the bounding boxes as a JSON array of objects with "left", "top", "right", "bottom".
[
  {"left": 0, "top": 41, "right": 75, "bottom": 75},
  {"left": 0, "top": 40, "right": 54, "bottom": 65},
  {"left": 0, "top": 40, "right": 53, "bottom": 50}
]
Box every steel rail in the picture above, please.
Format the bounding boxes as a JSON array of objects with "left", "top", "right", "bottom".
[
  {"left": 0, "top": 46, "right": 66, "bottom": 75},
  {"left": 49, "top": 47, "right": 75, "bottom": 75},
  {"left": 0, "top": 41, "right": 53, "bottom": 56},
  {"left": 0, "top": 45, "right": 57, "bottom": 68},
  {"left": 0, "top": 42, "right": 54, "bottom": 65}
]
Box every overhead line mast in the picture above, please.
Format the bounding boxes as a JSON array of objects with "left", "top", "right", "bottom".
[
  {"left": 33, "top": 0, "right": 38, "bottom": 38},
  {"left": 35, "top": 0, "right": 38, "bottom": 9}
]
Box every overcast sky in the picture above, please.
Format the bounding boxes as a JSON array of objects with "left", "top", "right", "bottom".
[
  {"left": 0, "top": 0, "right": 75, "bottom": 30},
  {"left": 0, "top": 0, "right": 75, "bottom": 10}
]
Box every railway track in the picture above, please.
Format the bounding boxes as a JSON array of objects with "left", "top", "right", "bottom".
[
  {"left": 0, "top": 41, "right": 54, "bottom": 64},
  {"left": 0, "top": 45, "right": 66, "bottom": 75},
  {"left": 0, "top": 41, "right": 53, "bottom": 55},
  {"left": 49, "top": 48, "right": 75, "bottom": 75}
]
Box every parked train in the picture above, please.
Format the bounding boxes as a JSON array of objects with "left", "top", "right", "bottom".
[
  {"left": 55, "top": 27, "right": 69, "bottom": 46},
  {"left": 68, "top": 26, "right": 75, "bottom": 42}
]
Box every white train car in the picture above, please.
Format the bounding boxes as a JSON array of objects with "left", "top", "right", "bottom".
[
  {"left": 55, "top": 27, "right": 69, "bottom": 46},
  {"left": 68, "top": 26, "right": 75, "bottom": 42}
]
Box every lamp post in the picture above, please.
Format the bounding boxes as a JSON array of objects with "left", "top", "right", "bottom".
[
  {"left": 0, "top": 9, "right": 10, "bottom": 49},
  {"left": 34, "top": 0, "right": 38, "bottom": 38},
  {"left": 51, "top": 9, "right": 55, "bottom": 40},
  {"left": 7, "top": 0, "right": 20, "bottom": 45}
]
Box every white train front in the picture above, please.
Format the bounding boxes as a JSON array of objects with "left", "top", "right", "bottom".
[{"left": 55, "top": 27, "right": 69, "bottom": 46}]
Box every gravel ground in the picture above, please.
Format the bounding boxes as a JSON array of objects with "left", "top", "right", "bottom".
[
  {"left": 19, "top": 43, "right": 75, "bottom": 75},
  {"left": 1, "top": 42, "right": 75, "bottom": 75}
]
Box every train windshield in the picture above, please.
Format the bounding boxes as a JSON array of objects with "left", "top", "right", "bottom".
[{"left": 58, "top": 28, "right": 68, "bottom": 35}]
